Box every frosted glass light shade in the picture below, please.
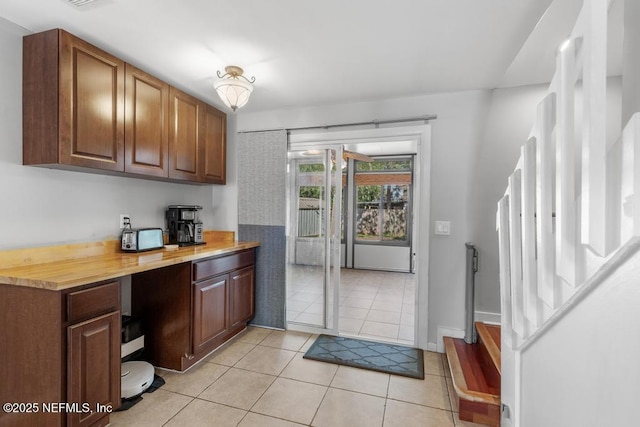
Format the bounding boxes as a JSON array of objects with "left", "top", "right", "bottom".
[{"left": 213, "top": 77, "right": 253, "bottom": 111}]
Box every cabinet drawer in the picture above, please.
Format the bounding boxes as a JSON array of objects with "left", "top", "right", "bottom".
[
  {"left": 193, "top": 250, "right": 254, "bottom": 282},
  {"left": 67, "top": 281, "right": 120, "bottom": 324}
]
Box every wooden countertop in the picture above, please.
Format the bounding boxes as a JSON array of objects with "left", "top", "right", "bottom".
[{"left": 0, "top": 232, "right": 259, "bottom": 291}]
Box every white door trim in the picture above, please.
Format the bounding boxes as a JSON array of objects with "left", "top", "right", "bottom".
[{"left": 289, "top": 125, "right": 431, "bottom": 349}]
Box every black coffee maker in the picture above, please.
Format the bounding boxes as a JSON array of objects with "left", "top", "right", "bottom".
[{"left": 166, "top": 205, "right": 204, "bottom": 246}]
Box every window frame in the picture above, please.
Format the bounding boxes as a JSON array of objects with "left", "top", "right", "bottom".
[{"left": 353, "top": 157, "right": 413, "bottom": 247}]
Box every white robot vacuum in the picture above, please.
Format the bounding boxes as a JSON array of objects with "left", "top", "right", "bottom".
[
  {"left": 121, "top": 361, "right": 155, "bottom": 399},
  {"left": 120, "top": 316, "right": 156, "bottom": 400}
]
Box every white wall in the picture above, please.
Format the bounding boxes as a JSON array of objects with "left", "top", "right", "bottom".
[
  {"left": 0, "top": 18, "right": 224, "bottom": 250},
  {"left": 469, "top": 84, "right": 550, "bottom": 315},
  {"left": 234, "top": 90, "right": 492, "bottom": 348},
  {"left": 210, "top": 114, "right": 239, "bottom": 231}
]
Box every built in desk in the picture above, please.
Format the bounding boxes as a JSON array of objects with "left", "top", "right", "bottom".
[{"left": 0, "top": 231, "right": 259, "bottom": 427}]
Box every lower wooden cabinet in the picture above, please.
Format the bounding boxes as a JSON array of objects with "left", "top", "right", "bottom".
[
  {"left": 67, "top": 311, "right": 120, "bottom": 427},
  {"left": 132, "top": 248, "right": 256, "bottom": 371},
  {"left": 190, "top": 251, "right": 255, "bottom": 358},
  {"left": 192, "top": 274, "right": 229, "bottom": 353},
  {"left": 230, "top": 266, "right": 255, "bottom": 330},
  {"left": 0, "top": 280, "right": 120, "bottom": 427},
  {"left": 0, "top": 247, "right": 255, "bottom": 426}
]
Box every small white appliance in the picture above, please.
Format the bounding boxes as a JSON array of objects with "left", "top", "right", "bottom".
[
  {"left": 120, "top": 315, "right": 155, "bottom": 399},
  {"left": 121, "top": 361, "right": 155, "bottom": 399}
]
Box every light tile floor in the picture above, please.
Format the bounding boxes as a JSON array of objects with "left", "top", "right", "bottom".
[
  {"left": 110, "top": 327, "right": 486, "bottom": 427},
  {"left": 287, "top": 266, "right": 415, "bottom": 345}
]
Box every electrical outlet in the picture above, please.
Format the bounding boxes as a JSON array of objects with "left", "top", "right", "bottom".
[{"left": 119, "top": 214, "right": 130, "bottom": 229}]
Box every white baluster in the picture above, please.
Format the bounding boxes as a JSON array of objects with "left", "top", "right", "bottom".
[
  {"left": 498, "top": 195, "right": 515, "bottom": 348},
  {"left": 581, "top": 0, "right": 608, "bottom": 256},
  {"left": 509, "top": 170, "right": 527, "bottom": 338},
  {"left": 521, "top": 139, "right": 540, "bottom": 329},
  {"left": 620, "top": 113, "right": 640, "bottom": 241},
  {"left": 536, "top": 94, "right": 558, "bottom": 309},
  {"left": 556, "top": 41, "right": 577, "bottom": 287}
]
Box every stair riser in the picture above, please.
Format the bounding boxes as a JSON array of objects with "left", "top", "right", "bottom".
[
  {"left": 459, "top": 398, "right": 501, "bottom": 427},
  {"left": 445, "top": 322, "right": 502, "bottom": 427},
  {"left": 478, "top": 335, "right": 501, "bottom": 390}
]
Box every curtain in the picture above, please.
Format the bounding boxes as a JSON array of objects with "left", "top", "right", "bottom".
[{"left": 237, "top": 130, "right": 287, "bottom": 328}]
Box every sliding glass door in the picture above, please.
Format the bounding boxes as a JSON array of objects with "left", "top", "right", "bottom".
[{"left": 286, "top": 147, "right": 342, "bottom": 331}]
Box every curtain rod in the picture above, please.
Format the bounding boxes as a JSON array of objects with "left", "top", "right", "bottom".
[{"left": 237, "top": 114, "right": 437, "bottom": 134}]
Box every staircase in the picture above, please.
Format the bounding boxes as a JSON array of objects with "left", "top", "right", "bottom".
[{"left": 445, "top": 322, "right": 501, "bottom": 427}]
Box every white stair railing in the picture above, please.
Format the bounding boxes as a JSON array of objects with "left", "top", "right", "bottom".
[{"left": 497, "top": 0, "right": 640, "bottom": 350}]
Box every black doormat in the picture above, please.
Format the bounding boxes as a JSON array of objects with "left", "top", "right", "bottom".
[
  {"left": 115, "top": 374, "right": 165, "bottom": 412},
  {"left": 303, "top": 335, "right": 424, "bottom": 379}
]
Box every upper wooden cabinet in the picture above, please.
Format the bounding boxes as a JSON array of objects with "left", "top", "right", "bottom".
[
  {"left": 125, "top": 64, "right": 169, "bottom": 177},
  {"left": 24, "top": 29, "right": 125, "bottom": 171},
  {"left": 169, "top": 87, "right": 203, "bottom": 181},
  {"left": 23, "top": 28, "right": 226, "bottom": 185},
  {"left": 202, "top": 104, "right": 227, "bottom": 184},
  {"left": 168, "top": 89, "right": 227, "bottom": 184}
]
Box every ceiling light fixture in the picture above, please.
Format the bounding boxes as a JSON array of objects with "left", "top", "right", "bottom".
[{"left": 213, "top": 65, "right": 255, "bottom": 112}]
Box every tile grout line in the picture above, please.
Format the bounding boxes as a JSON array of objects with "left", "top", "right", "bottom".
[
  {"left": 119, "top": 327, "right": 452, "bottom": 426},
  {"left": 381, "top": 369, "right": 392, "bottom": 426},
  {"left": 202, "top": 334, "right": 305, "bottom": 425},
  {"left": 307, "top": 351, "right": 343, "bottom": 426},
  {"left": 159, "top": 394, "right": 195, "bottom": 426}
]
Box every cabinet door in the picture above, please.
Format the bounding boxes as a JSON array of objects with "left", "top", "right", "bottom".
[
  {"left": 193, "top": 275, "right": 229, "bottom": 353},
  {"left": 201, "top": 104, "right": 227, "bottom": 184},
  {"left": 124, "top": 64, "right": 169, "bottom": 177},
  {"left": 59, "top": 30, "right": 125, "bottom": 171},
  {"left": 229, "top": 266, "right": 255, "bottom": 330},
  {"left": 169, "top": 87, "right": 202, "bottom": 181},
  {"left": 67, "top": 311, "right": 120, "bottom": 427}
]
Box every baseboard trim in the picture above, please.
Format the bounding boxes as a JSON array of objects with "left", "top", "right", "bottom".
[
  {"left": 437, "top": 327, "right": 465, "bottom": 353},
  {"left": 475, "top": 311, "right": 501, "bottom": 325}
]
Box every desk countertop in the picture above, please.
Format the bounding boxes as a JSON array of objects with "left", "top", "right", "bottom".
[{"left": 0, "top": 238, "right": 260, "bottom": 291}]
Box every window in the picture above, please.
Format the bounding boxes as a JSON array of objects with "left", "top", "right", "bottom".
[
  {"left": 295, "top": 160, "right": 341, "bottom": 239},
  {"left": 297, "top": 163, "right": 324, "bottom": 238},
  {"left": 354, "top": 158, "right": 412, "bottom": 245}
]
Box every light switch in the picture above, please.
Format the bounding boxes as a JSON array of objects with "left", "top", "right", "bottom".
[{"left": 435, "top": 221, "right": 451, "bottom": 235}]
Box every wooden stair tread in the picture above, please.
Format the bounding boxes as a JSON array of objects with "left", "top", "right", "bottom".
[
  {"left": 444, "top": 337, "right": 500, "bottom": 405},
  {"left": 476, "top": 322, "right": 501, "bottom": 375}
]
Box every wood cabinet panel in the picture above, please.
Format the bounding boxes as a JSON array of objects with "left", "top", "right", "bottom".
[
  {"left": 24, "top": 28, "right": 227, "bottom": 185},
  {"left": 0, "top": 285, "right": 64, "bottom": 427},
  {"left": 169, "top": 87, "right": 202, "bottom": 181},
  {"left": 125, "top": 64, "right": 169, "bottom": 177},
  {"left": 230, "top": 266, "right": 255, "bottom": 329},
  {"left": 193, "top": 249, "right": 255, "bottom": 282},
  {"left": 59, "top": 30, "right": 125, "bottom": 171},
  {"left": 67, "top": 311, "right": 120, "bottom": 427},
  {"left": 130, "top": 249, "right": 255, "bottom": 371},
  {"left": 23, "top": 29, "right": 64, "bottom": 167},
  {"left": 201, "top": 104, "right": 226, "bottom": 184},
  {"left": 23, "top": 28, "right": 125, "bottom": 171},
  {"left": 66, "top": 281, "right": 120, "bottom": 324},
  {"left": 193, "top": 275, "right": 229, "bottom": 353},
  {"left": 131, "top": 263, "right": 192, "bottom": 371}
]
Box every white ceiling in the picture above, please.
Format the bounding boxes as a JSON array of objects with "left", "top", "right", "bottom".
[{"left": 0, "top": 0, "right": 591, "bottom": 114}]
